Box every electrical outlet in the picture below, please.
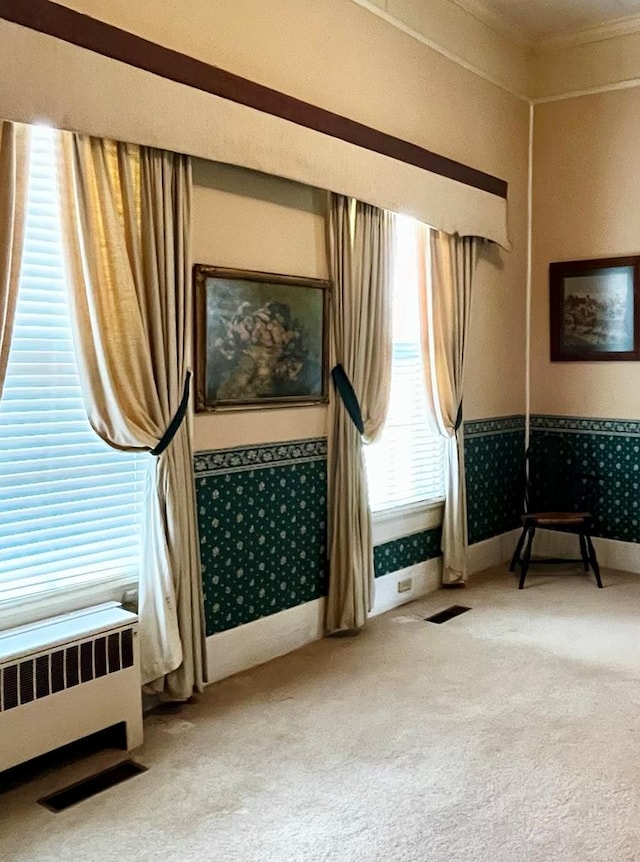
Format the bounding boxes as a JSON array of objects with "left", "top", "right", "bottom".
[{"left": 397, "top": 578, "right": 412, "bottom": 594}]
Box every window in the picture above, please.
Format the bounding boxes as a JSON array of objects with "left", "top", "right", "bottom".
[
  {"left": 364, "top": 216, "right": 444, "bottom": 513},
  {"left": 0, "top": 126, "right": 144, "bottom": 609}
]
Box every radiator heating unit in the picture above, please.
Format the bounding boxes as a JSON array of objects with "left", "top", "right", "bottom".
[{"left": 0, "top": 602, "right": 143, "bottom": 773}]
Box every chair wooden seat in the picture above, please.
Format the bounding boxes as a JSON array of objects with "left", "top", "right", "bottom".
[
  {"left": 510, "top": 434, "right": 602, "bottom": 590},
  {"left": 523, "top": 512, "right": 590, "bottom": 526}
]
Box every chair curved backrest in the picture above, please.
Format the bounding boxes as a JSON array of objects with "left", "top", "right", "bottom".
[
  {"left": 525, "top": 433, "right": 598, "bottom": 517},
  {"left": 511, "top": 433, "right": 603, "bottom": 589}
]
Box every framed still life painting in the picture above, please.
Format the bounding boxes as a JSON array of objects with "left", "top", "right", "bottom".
[
  {"left": 550, "top": 256, "right": 640, "bottom": 361},
  {"left": 194, "top": 265, "right": 330, "bottom": 411}
]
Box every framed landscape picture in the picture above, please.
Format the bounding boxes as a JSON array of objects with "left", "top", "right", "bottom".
[
  {"left": 550, "top": 256, "right": 640, "bottom": 361},
  {"left": 194, "top": 265, "right": 330, "bottom": 411}
]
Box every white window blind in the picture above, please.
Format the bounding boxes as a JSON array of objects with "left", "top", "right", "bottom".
[
  {"left": 0, "top": 126, "right": 144, "bottom": 604},
  {"left": 365, "top": 216, "right": 445, "bottom": 513}
]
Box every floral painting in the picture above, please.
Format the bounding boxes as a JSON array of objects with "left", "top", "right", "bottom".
[{"left": 194, "top": 267, "right": 329, "bottom": 409}]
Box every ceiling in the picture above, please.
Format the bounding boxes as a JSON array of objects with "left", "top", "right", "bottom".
[{"left": 459, "top": 0, "right": 640, "bottom": 41}]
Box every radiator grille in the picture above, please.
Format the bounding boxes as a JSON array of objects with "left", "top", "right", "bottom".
[{"left": 0, "top": 628, "right": 134, "bottom": 712}]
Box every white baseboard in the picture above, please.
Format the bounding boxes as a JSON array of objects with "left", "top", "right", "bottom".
[
  {"left": 370, "top": 557, "right": 442, "bottom": 617},
  {"left": 528, "top": 530, "right": 640, "bottom": 574},
  {"left": 467, "top": 528, "right": 520, "bottom": 575},
  {"left": 204, "top": 531, "right": 528, "bottom": 686},
  {"left": 205, "top": 557, "right": 443, "bottom": 685},
  {"left": 205, "top": 598, "right": 325, "bottom": 684}
]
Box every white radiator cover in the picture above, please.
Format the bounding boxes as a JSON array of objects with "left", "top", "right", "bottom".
[{"left": 0, "top": 602, "right": 143, "bottom": 772}]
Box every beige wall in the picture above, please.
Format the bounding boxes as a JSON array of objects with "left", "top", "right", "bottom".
[
  {"left": 357, "top": 0, "right": 529, "bottom": 97},
  {"left": 531, "top": 32, "right": 640, "bottom": 101},
  {"left": 531, "top": 88, "right": 640, "bottom": 418},
  {"left": 191, "top": 162, "right": 329, "bottom": 452}
]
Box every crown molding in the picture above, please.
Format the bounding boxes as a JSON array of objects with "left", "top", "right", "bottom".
[
  {"left": 535, "top": 12, "right": 640, "bottom": 53},
  {"left": 532, "top": 75, "right": 640, "bottom": 106},
  {"left": 348, "top": 0, "right": 529, "bottom": 101},
  {"left": 450, "top": 0, "right": 534, "bottom": 48}
]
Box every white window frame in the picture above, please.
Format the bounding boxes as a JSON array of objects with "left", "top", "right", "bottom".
[
  {"left": 371, "top": 499, "right": 444, "bottom": 545},
  {"left": 366, "top": 215, "right": 445, "bottom": 539},
  {"left": 0, "top": 127, "right": 141, "bottom": 630}
]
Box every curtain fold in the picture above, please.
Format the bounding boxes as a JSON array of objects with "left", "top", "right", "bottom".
[
  {"left": 58, "top": 133, "right": 205, "bottom": 699},
  {"left": 418, "top": 227, "right": 482, "bottom": 585},
  {"left": 0, "top": 121, "right": 30, "bottom": 397},
  {"left": 326, "top": 195, "right": 395, "bottom": 633}
]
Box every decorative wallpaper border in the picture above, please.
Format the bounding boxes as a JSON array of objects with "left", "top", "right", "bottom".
[
  {"left": 464, "top": 415, "right": 525, "bottom": 438},
  {"left": 194, "top": 438, "right": 327, "bottom": 476},
  {"left": 531, "top": 415, "right": 640, "bottom": 437}
]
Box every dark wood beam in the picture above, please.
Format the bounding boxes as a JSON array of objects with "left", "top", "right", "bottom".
[{"left": 0, "top": 0, "right": 508, "bottom": 199}]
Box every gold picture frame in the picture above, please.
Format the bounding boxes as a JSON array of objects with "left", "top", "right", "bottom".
[{"left": 194, "top": 265, "right": 330, "bottom": 411}]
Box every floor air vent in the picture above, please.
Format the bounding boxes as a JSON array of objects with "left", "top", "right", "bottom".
[
  {"left": 38, "top": 760, "right": 147, "bottom": 812},
  {"left": 425, "top": 605, "right": 471, "bottom": 624}
]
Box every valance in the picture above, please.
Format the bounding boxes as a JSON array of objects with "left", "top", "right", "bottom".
[{"left": 0, "top": 17, "right": 510, "bottom": 248}]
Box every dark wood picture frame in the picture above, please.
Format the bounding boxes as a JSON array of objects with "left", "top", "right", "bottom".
[
  {"left": 550, "top": 256, "right": 640, "bottom": 361},
  {"left": 194, "top": 265, "right": 330, "bottom": 411}
]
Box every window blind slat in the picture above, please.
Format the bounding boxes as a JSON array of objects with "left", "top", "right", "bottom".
[
  {"left": 365, "top": 216, "right": 445, "bottom": 512},
  {"left": 0, "top": 126, "right": 143, "bottom": 602}
]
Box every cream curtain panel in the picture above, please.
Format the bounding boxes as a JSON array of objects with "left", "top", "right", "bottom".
[
  {"left": 0, "top": 121, "right": 29, "bottom": 397},
  {"left": 326, "top": 195, "right": 395, "bottom": 633},
  {"left": 58, "top": 133, "right": 205, "bottom": 700},
  {"left": 418, "top": 227, "right": 482, "bottom": 585}
]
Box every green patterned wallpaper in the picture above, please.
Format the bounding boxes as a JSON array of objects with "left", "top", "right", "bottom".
[
  {"left": 374, "top": 528, "right": 442, "bottom": 577},
  {"left": 195, "top": 418, "right": 526, "bottom": 635},
  {"left": 531, "top": 415, "right": 640, "bottom": 543},
  {"left": 194, "top": 440, "right": 328, "bottom": 635},
  {"left": 464, "top": 416, "right": 525, "bottom": 546},
  {"left": 195, "top": 438, "right": 449, "bottom": 635}
]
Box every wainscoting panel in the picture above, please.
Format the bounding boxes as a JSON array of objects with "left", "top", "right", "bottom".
[
  {"left": 194, "top": 439, "right": 328, "bottom": 636},
  {"left": 464, "top": 416, "right": 525, "bottom": 546},
  {"left": 531, "top": 415, "right": 640, "bottom": 544},
  {"left": 374, "top": 528, "right": 442, "bottom": 578},
  {"left": 196, "top": 419, "right": 526, "bottom": 639}
]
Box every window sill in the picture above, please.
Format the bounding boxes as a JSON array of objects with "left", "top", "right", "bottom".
[
  {"left": 0, "top": 574, "right": 138, "bottom": 632},
  {"left": 372, "top": 499, "right": 444, "bottom": 546}
]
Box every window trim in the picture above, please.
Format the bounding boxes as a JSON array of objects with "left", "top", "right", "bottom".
[
  {"left": 371, "top": 498, "right": 444, "bottom": 545},
  {"left": 0, "top": 572, "right": 138, "bottom": 631}
]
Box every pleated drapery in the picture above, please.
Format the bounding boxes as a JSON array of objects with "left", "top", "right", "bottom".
[
  {"left": 0, "top": 121, "right": 29, "bottom": 398},
  {"left": 326, "top": 195, "right": 395, "bottom": 633},
  {"left": 418, "top": 226, "right": 482, "bottom": 585},
  {"left": 58, "top": 133, "right": 205, "bottom": 700}
]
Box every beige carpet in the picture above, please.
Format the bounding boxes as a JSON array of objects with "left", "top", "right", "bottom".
[{"left": 3, "top": 564, "right": 640, "bottom": 862}]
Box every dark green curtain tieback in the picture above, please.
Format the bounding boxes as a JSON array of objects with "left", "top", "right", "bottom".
[
  {"left": 331, "top": 364, "right": 364, "bottom": 435},
  {"left": 454, "top": 401, "right": 463, "bottom": 432},
  {"left": 150, "top": 371, "right": 191, "bottom": 457}
]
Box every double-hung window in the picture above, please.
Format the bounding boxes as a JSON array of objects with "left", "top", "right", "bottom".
[
  {"left": 0, "top": 126, "right": 144, "bottom": 619},
  {"left": 364, "top": 215, "right": 445, "bottom": 517}
]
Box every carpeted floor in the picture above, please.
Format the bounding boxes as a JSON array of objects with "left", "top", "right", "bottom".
[{"left": 2, "top": 563, "right": 640, "bottom": 862}]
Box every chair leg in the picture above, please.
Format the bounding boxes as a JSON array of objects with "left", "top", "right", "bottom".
[
  {"left": 519, "top": 526, "right": 536, "bottom": 590},
  {"left": 585, "top": 534, "right": 603, "bottom": 588},
  {"left": 509, "top": 525, "right": 528, "bottom": 573},
  {"left": 578, "top": 533, "right": 590, "bottom": 572}
]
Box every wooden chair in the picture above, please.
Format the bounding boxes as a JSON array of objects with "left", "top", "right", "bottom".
[{"left": 509, "top": 434, "right": 603, "bottom": 590}]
